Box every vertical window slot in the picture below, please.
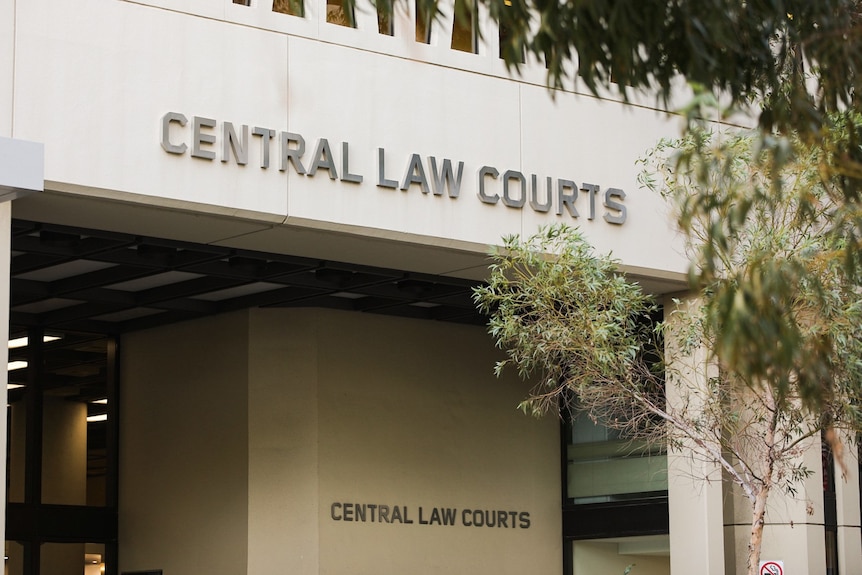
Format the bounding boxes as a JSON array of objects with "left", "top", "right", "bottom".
[
  {"left": 273, "top": 0, "right": 304, "bottom": 17},
  {"left": 450, "top": 0, "right": 476, "bottom": 53},
  {"left": 327, "top": 0, "right": 356, "bottom": 27},
  {"left": 415, "top": 0, "right": 432, "bottom": 43},
  {"left": 377, "top": 0, "right": 394, "bottom": 35}
]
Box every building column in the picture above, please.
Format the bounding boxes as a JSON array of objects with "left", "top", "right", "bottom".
[
  {"left": 835, "top": 433, "right": 862, "bottom": 574},
  {"left": 666, "top": 405, "right": 726, "bottom": 575},
  {"left": 0, "top": 135, "right": 44, "bottom": 550},
  {"left": 664, "top": 296, "right": 726, "bottom": 575}
]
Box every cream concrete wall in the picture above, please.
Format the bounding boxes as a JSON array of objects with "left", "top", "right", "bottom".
[
  {"left": 249, "top": 308, "right": 561, "bottom": 575},
  {"left": 835, "top": 438, "right": 862, "bottom": 574},
  {"left": 0, "top": 0, "right": 15, "bottom": 138},
  {"left": 9, "top": 0, "right": 687, "bottom": 278},
  {"left": 121, "top": 307, "right": 560, "bottom": 575},
  {"left": 0, "top": 202, "right": 12, "bottom": 549},
  {"left": 119, "top": 312, "right": 250, "bottom": 575},
  {"left": 722, "top": 436, "right": 827, "bottom": 574},
  {"left": 247, "top": 308, "right": 321, "bottom": 575},
  {"left": 40, "top": 398, "right": 87, "bottom": 505},
  {"left": 572, "top": 540, "right": 669, "bottom": 575},
  {"left": 0, "top": 0, "right": 13, "bottom": 537},
  {"left": 663, "top": 296, "right": 725, "bottom": 575},
  {"left": 0, "top": 0, "right": 12, "bottom": 137}
]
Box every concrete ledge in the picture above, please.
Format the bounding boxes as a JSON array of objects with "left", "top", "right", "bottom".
[{"left": 0, "top": 137, "right": 44, "bottom": 201}]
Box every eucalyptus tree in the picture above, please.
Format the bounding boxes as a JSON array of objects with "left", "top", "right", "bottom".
[
  {"left": 474, "top": 128, "right": 862, "bottom": 575},
  {"left": 488, "top": 0, "right": 862, "bottom": 415}
]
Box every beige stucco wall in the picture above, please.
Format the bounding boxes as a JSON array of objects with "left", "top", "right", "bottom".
[
  {"left": 247, "top": 308, "right": 321, "bottom": 575},
  {"left": 121, "top": 307, "right": 561, "bottom": 575},
  {"left": 572, "top": 540, "right": 669, "bottom": 575},
  {"left": 721, "top": 435, "right": 828, "bottom": 574},
  {"left": 119, "top": 311, "right": 250, "bottom": 575},
  {"left": 310, "top": 308, "right": 560, "bottom": 574},
  {"left": 835, "top": 438, "right": 862, "bottom": 574}
]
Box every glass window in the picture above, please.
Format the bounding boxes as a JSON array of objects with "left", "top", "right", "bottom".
[
  {"left": 5, "top": 541, "right": 24, "bottom": 575},
  {"left": 497, "top": 0, "right": 524, "bottom": 62},
  {"left": 415, "top": 0, "right": 432, "bottom": 43},
  {"left": 564, "top": 309, "right": 667, "bottom": 504},
  {"left": 565, "top": 411, "right": 667, "bottom": 504},
  {"left": 327, "top": 0, "right": 356, "bottom": 27},
  {"left": 561, "top": 309, "right": 668, "bottom": 549},
  {"left": 450, "top": 0, "right": 476, "bottom": 52},
  {"left": 377, "top": 0, "right": 394, "bottom": 35},
  {"left": 273, "top": 0, "right": 304, "bottom": 17},
  {"left": 823, "top": 434, "right": 838, "bottom": 575},
  {"left": 6, "top": 327, "right": 118, "bottom": 575}
]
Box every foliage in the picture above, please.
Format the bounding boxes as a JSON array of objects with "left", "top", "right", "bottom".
[
  {"left": 647, "top": 125, "right": 862, "bottom": 573},
  {"left": 378, "top": 0, "right": 860, "bottom": 146},
  {"left": 475, "top": 127, "right": 862, "bottom": 571},
  {"left": 640, "top": 121, "right": 862, "bottom": 419},
  {"left": 473, "top": 225, "right": 659, "bottom": 422},
  {"left": 463, "top": 2, "right": 862, "bottom": 571},
  {"left": 489, "top": 1, "right": 862, "bottom": 147}
]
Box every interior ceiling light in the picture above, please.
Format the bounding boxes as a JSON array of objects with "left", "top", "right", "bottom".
[
  {"left": 6, "top": 383, "right": 24, "bottom": 390},
  {"left": 7, "top": 361, "right": 27, "bottom": 371},
  {"left": 86, "top": 413, "right": 108, "bottom": 423},
  {"left": 7, "top": 334, "right": 62, "bottom": 349},
  {"left": 330, "top": 291, "right": 367, "bottom": 299},
  {"left": 92, "top": 398, "right": 108, "bottom": 404}
]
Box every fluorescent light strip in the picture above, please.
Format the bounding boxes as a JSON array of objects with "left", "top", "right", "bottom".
[
  {"left": 87, "top": 413, "right": 108, "bottom": 423},
  {"left": 7, "top": 361, "right": 27, "bottom": 371},
  {"left": 8, "top": 335, "right": 61, "bottom": 349}
]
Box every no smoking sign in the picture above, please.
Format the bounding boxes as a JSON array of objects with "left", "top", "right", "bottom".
[{"left": 759, "top": 560, "right": 784, "bottom": 575}]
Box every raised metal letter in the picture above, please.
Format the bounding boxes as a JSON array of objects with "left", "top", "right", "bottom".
[
  {"left": 557, "top": 179, "right": 578, "bottom": 217},
  {"left": 279, "top": 132, "right": 307, "bottom": 174},
  {"left": 581, "top": 183, "right": 599, "bottom": 220},
  {"left": 222, "top": 122, "right": 249, "bottom": 165},
  {"left": 341, "top": 142, "right": 363, "bottom": 183},
  {"left": 377, "top": 148, "right": 398, "bottom": 189},
  {"left": 252, "top": 127, "right": 275, "bottom": 169},
  {"left": 401, "top": 154, "right": 430, "bottom": 194},
  {"left": 191, "top": 116, "right": 217, "bottom": 160},
  {"left": 478, "top": 166, "right": 499, "bottom": 204},
  {"left": 308, "top": 138, "right": 338, "bottom": 180},
  {"left": 160, "top": 112, "right": 188, "bottom": 154},
  {"left": 502, "top": 170, "right": 526, "bottom": 208},
  {"left": 603, "top": 188, "right": 627, "bottom": 224},
  {"left": 429, "top": 157, "right": 464, "bottom": 198},
  {"left": 529, "top": 175, "right": 552, "bottom": 212}
]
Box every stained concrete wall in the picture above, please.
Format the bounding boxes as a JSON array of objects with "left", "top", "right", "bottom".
[
  {"left": 119, "top": 311, "right": 250, "bottom": 575},
  {"left": 121, "top": 307, "right": 560, "bottom": 575}
]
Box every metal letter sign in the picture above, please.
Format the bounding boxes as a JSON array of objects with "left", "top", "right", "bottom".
[{"left": 759, "top": 560, "right": 784, "bottom": 575}]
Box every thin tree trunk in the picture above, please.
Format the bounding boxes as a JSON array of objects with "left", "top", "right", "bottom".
[
  {"left": 747, "top": 483, "right": 770, "bottom": 575},
  {"left": 748, "top": 385, "right": 778, "bottom": 575}
]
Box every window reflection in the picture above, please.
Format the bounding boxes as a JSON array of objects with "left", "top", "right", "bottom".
[
  {"left": 566, "top": 411, "right": 667, "bottom": 504},
  {"left": 415, "top": 0, "right": 432, "bottom": 43},
  {"left": 6, "top": 328, "right": 114, "bottom": 508},
  {"left": 6, "top": 328, "right": 116, "bottom": 575},
  {"left": 327, "top": 0, "right": 356, "bottom": 27},
  {"left": 450, "top": 0, "right": 476, "bottom": 53},
  {"left": 273, "top": 0, "right": 304, "bottom": 17},
  {"left": 377, "top": 0, "right": 394, "bottom": 35}
]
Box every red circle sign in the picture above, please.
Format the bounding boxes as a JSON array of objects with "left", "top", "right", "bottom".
[{"left": 760, "top": 561, "right": 783, "bottom": 575}]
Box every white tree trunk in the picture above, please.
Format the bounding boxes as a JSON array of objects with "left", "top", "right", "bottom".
[
  {"left": 747, "top": 484, "right": 770, "bottom": 575},
  {"left": 747, "top": 384, "right": 778, "bottom": 575}
]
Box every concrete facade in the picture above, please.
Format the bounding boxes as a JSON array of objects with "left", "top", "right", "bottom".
[{"left": 1, "top": 0, "right": 859, "bottom": 574}]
